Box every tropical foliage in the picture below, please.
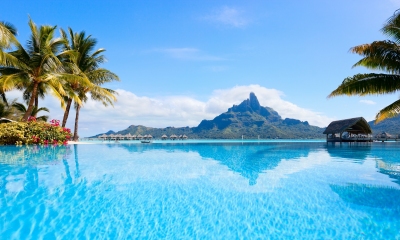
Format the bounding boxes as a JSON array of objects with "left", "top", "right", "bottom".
[
  {"left": 329, "top": 10, "right": 400, "bottom": 123},
  {"left": 0, "top": 18, "right": 118, "bottom": 143},
  {"left": 59, "top": 28, "right": 118, "bottom": 140},
  {"left": 12, "top": 102, "right": 49, "bottom": 121},
  {"left": 0, "top": 119, "right": 71, "bottom": 145}
]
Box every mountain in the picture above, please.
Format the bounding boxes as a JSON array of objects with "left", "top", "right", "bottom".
[
  {"left": 369, "top": 116, "right": 400, "bottom": 136},
  {"left": 192, "top": 92, "right": 323, "bottom": 139},
  {"left": 94, "top": 92, "right": 325, "bottom": 139}
]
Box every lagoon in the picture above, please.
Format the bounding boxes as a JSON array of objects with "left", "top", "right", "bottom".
[{"left": 0, "top": 141, "right": 399, "bottom": 239}]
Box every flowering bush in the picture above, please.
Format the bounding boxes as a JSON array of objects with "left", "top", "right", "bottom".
[{"left": 0, "top": 119, "right": 72, "bottom": 145}]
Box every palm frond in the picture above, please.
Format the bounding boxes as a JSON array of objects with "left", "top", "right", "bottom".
[
  {"left": 375, "top": 99, "right": 400, "bottom": 123},
  {"left": 351, "top": 41, "right": 400, "bottom": 73},
  {"left": 328, "top": 73, "right": 400, "bottom": 97},
  {"left": 382, "top": 9, "right": 400, "bottom": 43}
]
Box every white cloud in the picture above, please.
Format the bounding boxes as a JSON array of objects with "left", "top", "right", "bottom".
[
  {"left": 155, "top": 48, "right": 225, "bottom": 61},
  {"left": 359, "top": 100, "right": 376, "bottom": 105},
  {"left": 6, "top": 85, "right": 334, "bottom": 136},
  {"left": 204, "top": 6, "right": 249, "bottom": 28}
]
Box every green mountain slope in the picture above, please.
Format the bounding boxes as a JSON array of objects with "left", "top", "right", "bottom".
[
  {"left": 94, "top": 93, "right": 325, "bottom": 139},
  {"left": 369, "top": 116, "right": 400, "bottom": 136}
]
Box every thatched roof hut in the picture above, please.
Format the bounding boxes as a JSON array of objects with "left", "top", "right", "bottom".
[
  {"left": 116, "top": 134, "right": 124, "bottom": 140},
  {"left": 323, "top": 117, "right": 372, "bottom": 142},
  {"left": 161, "top": 134, "right": 168, "bottom": 140},
  {"left": 182, "top": 134, "right": 188, "bottom": 139},
  {"left": 137, "top": 134, "right": 143, "bottom": 139},
  {"left": 99, "top": 134, "right": 108, "bottom": 139},
  {"left": 125, "top": 133, "right": 134, "bottom": 140},
  {"left": 170, "top": 134, "right": 178, "bottom": 140},
  {"left": 376, "top": 131, "right": 392, "bottom": 138},
  {"left": 109, "top": 134, "right": 116, "bottom": 140},
  {"left": 147, "top": 134, "right": 153, "bottom": 139}
]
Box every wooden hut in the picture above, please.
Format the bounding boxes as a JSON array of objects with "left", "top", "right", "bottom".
[
  {"left": 323, "top": 117, "right": 372, "bottom": 142},
  {"left": 147, "top": 134, "right": 153, "bottom": 139},
  {"left": 161, "top": 134, "right": 168, "bottom": 140},
  {"left": 182, "top": 134, "right": 188, "bottom": 140},
  {"left": 137, "top": 134, "right": 143, "bottom": 140},
  {"left": 170, "top": 134, "right": 178, "bottom": 140},
  {"left": 99, "top": 134, "right": 108, "bottom": 140},
  {"left": 125, "top": 133, "right": 134, "bottom": 140},
  {"left": 109, "top": 134, "right": 116, "bottom": 141}
]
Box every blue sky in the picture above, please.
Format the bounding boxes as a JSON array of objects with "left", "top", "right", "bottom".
[{"left": 3, "top": 0, "right": 400, "bottom": 136}]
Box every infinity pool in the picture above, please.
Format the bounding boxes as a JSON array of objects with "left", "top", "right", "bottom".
[{"left": 1, "top": 142, "right": 399, "bottom": 239}]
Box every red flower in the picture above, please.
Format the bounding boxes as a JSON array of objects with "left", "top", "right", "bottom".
[
  {"left": 28, "top": 116, "right": 36, "bottom": 122},
  {"left": 63, "top": 140, "right": 68, "bottom": 145},
  {"left": 43, "top": 140, "right": 49, "bottom": 145}
]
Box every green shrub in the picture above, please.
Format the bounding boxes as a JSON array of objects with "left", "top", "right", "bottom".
[{"left": 0, "top": 119, "right": 71, "bottom": 145}]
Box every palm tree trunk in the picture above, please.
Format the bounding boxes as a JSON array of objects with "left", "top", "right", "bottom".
[
  {"left": 62, "top": 98, "right": 72, "bottom": 127},
  {"left": 33, "top": 95, "right": 39, "bottom": 117},
  {"left": 73, "top": 105, "right": 80, "bottom": 141},
  {"left": 23, "top": 82, "right": 38, "bottom": 121}
]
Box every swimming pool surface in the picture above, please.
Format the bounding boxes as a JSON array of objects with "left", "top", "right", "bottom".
[{"left": 1, "top": 141, "right": 399, "bottom": 239}]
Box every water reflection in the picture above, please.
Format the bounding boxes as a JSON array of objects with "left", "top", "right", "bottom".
[
  {"left": 0, "top": 145, "right": 72, "bottom": 194},
  {"left": 325, "top": 142, "right": 372, "bottom": 162},
  {"left": 114, "top": 142, "right": 319, "bottom": 185}
]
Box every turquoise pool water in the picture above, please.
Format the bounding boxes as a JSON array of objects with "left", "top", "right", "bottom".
[{"left": 0, "top": 141, "right": 399, "bottom": 239}]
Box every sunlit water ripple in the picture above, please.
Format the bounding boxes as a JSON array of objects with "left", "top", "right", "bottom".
[{"left": 1, "top": 141, "right": 400, "bottom": 239}]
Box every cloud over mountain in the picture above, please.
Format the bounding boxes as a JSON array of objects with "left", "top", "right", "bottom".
[{"left": 7, "top": 85, "right": 334, "bottom": 136}]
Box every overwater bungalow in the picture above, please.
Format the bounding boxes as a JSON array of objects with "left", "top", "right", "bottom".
[
  {"left": 137, "top": 134, "right": 143, "bottom": 140},
  {"left": 170, "top": 134, "right": 178, "bottom": 140},
  {"left": 109, "top": 134, "right": 116, "bottom": 141},
  {"left": 161, "top": 134, "right": 168, "bottom": 140},
  {"left": 99, "top": 134, "right": 108, "bottom": 140},
  {"left": 125, "top": 133, "right": 134, "bottom": 140},
  {"left": 323, "top": 117, "right": 372, "bottom": 142},
  {"left": 147, "top": 134, "right": 153, "bottom": 140},
  {"left": 182, "top": 134, "right": 188, "bottom": 140}
]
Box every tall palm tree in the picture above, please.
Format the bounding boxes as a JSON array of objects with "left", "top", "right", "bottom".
[
  {"left": 0, "top": 18, "right": 90, "bottom": 121},
  {"left": 59, "top": 28, "right": 119, "bottom": 140},
  {"left": 329, "top": 10, "right": 400, "bottom": 123}
]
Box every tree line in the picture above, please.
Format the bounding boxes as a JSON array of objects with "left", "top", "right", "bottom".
[{"left": 0, "top": 18, "right": 119, "bottom": 141}]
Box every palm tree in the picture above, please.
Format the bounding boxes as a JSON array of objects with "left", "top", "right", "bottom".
[
  {"left": 0, "top": 18, "right": 90, "bottom": 121},
  {"left": 59, "top": 28, "right": 118, "bottom": 140},
  {"left": 0, "top": 21, "right": 18, "bottom": 50},
  {"left": 0, "top": 21, "right": 18, "bottom": 105},
  {"left": 12, "top": 102, "right": 49, "bottom": 121},
  {"left": 0, "top": 101, "right": 12, "bottom": 118},
  {"left": 329, "top": 10, "right": 400, "bottom": 123}
]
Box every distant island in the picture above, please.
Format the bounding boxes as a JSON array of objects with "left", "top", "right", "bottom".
[{"left": 93, "top": 92, "right": 400, "bottom": 139}]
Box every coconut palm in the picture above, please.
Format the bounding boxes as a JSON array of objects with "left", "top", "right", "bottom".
[
  {"left": 12, "top": 102, "right": 49, "bottom": 121},
  {"left": 329, "top": 10, "right": 400, "bottom": 123},
  {"left": 0, "top": 18, "right": 90, "bottom": 121},
  {"left": 59, "top": 28, "right": 118, "bottom": 140},
  {"left": 0, "top": 21, "right": 18, "bottom": 105}
]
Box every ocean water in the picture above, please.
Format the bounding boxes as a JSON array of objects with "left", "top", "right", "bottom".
[{"left": 0, "top": 141, "right": 399, "bottom": 239}]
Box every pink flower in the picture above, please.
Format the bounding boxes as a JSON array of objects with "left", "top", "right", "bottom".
[
  {"left": 50, "top": 119, "right": 60, "bottom": 127},
  {"left": 28, "top": 116, "right": 36, "bottom": 122}
]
